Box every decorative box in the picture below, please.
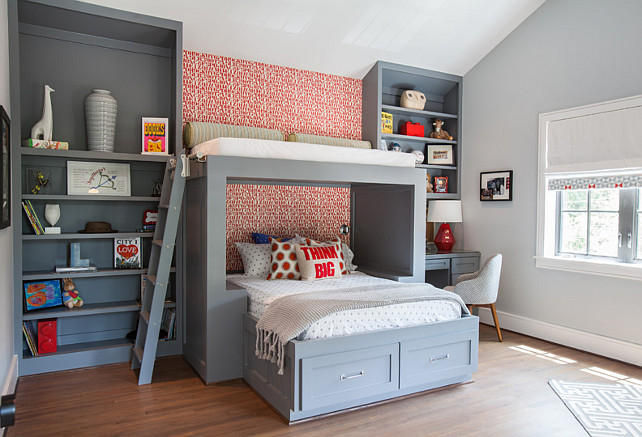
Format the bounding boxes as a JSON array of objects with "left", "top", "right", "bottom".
[
  {"left": 22, "top": 139, "right": 69, "bottom": 149},
  {"left": 381, "top": 112, "right": 393, "bottom": 134},
  {"left": 37, "top": 319, "right": 57, "bottom": 354},
  {"left": 400, "top": 122, "right": 424, "bottom": 137}
]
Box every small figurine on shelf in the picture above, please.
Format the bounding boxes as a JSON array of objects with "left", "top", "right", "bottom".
[
  {"left": 62, "top": 278, "right": 84, "bottom": 308},
  {"left": 31, "top": 170, "right": 49, "bottom": 195},
  {"left": 428, "top": 119, "right": 453, "bottom": 141},
  {"left": 152, "top": 179, "right": 162, "bottom": 197},
  {"left": 426, "top": 173, "right": 434, "bottom": 193}
]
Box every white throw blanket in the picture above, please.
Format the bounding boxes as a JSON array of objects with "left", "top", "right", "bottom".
[{"left": 255, "top": 283, "right": 468, "bottom": 374}]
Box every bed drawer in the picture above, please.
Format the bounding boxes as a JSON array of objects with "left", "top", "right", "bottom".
[
  {"left": 400, "top": 331, "right": 474, "bottom": 389},
  {"left": 301, "top": 344, "right": 399, "bottom": 410},
  {"left": 451, "top": 257, "right": 479, "bottom": 274}
]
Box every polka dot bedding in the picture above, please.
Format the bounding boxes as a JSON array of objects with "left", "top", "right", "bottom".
[{"left": 227, "top": 272, "right": 461, "bottom": 341}]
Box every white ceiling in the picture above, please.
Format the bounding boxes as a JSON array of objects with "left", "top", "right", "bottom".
[{"left": 80, "top": 0, "right": 546, "bottom": 78}]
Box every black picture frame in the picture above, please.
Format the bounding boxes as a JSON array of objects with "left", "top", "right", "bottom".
[
  {"left": 480, "top": 170, "right": 513, "bottom": 201},
  {"left": 0, "top": 105, "right": 10, "bottom": 229}
]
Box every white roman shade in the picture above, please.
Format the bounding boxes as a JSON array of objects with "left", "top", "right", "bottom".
[{"left": 543, "top": 95, "right": 642, "bottom": 191}]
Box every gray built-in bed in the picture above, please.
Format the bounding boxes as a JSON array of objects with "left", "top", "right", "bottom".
[{"left": 181, "top": 130, "right": 479, "bottom": 423}]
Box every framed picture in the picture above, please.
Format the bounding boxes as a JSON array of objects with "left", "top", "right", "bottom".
[
  {"left": 434, "top": 176, "right": 448, "bottom": 193},
  {"left": 480, "top": 170, "right": 513, "bottom": 201},
  {"left": 142, "top": 117, "right": 169, "bottom": 155},
  {"left": 67, "top": 161, "right": 131, "bottom": 196},
  {"left": 24, "top": 279, "right": 63, "bottom": 311},
  {"left": 0, "top": 105, "right": 10, "bottom": 229},
  {"left": 426, "top": 145, "right": 453, "bottom": 165}
]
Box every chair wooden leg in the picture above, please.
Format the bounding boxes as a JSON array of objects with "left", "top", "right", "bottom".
[
  {"left": 490, "top": 303, "right": 503, "bottom": 342},
  {"left": 467, "top": 305, "right": 474, "bottom": 315}
]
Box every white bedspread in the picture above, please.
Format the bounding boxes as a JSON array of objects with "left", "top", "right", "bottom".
[
  {"left": 191, "top": 137, "right": 417, "bottom": 168},
  {"left": 227, "top": 272, "right": 461, "bottom": 340}
]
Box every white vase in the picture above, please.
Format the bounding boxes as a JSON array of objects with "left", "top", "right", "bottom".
[
  {"left": 44, "top": 204, "right": 61, "bottom": 234},
  {"left": 85, "top": 89, "right": 117, "bottom": 152}
]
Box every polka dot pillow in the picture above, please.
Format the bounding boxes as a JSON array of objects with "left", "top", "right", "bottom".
[
  {"left": 295, "top": 243, "right": 343, "bottom": 281},
  {"left": 235, "top": 242, "right": 271, "bottom": 277},
  {"left": 267, "top": 238, "right": 301, "bottom": 280}
]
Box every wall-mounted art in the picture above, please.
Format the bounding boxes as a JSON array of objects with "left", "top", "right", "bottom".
[
  {"left": 481, "top": 170, "right": 513, "bottom": 201},
  {"left": 0, "top": 105, "right": 10, "bottom": 229}
]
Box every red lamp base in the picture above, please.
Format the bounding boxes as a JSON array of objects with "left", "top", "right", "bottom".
[{"left": 434, "top": 223, "right": 455, "bottom": 252}]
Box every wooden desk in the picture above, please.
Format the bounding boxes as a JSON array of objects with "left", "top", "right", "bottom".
[{"left": 425, "top": 250, "right": 481, "bottom": 288}]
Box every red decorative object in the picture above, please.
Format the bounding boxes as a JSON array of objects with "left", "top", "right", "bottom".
[
  {"left": 434, "top": 223, "right": 455, "bottom": 252},
  {"left": 400, "top": 122, "right": 424, "bottom": 137},
  {"left": 434, "top": 177, "right": 449, "bottom": 193},
  {"left": 37, "top": 319, "right": 57, "bottom": 354}
]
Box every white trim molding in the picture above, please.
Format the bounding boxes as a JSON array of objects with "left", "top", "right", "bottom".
[
  {"left": 478, "top": 308, "right": 642, "bottom": 367},
  {"left": 1, "top": 355, "right": 17, "bottom": 396}
]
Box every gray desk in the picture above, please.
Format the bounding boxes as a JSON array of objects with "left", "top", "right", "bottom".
[{"left": 425, "top": 250, "right": 481, "bottom": 288}]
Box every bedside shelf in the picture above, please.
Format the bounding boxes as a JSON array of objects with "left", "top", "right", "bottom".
[
  {"left": 22, "top": 194, "right": 160, "bottom": 202},
  {"left": 381, "top": 104, "right": 458, "bottom": 120},
  {"left": 22, "top": 232, "right": 154, "bottom": 240},
  {"left": 416, "top": 164, "right": 457, "bottom": 171},
  {"left": 23, "top": 300, "right": 141, "bottom": 320},
  {"left": 382, "top": 133, "right": 457, "bottom": 145},
  {"left": 20, "top": 147, "right": 173, "bottom": 162}
]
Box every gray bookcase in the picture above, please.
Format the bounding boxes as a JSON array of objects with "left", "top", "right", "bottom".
[
  {"left": 362, "top": 61, "right": 463, "bottom": 199},
  {"left": 8, "top": 0, "right": 183, "bottom": 375}
]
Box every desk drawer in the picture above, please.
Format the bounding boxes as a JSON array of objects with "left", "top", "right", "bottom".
[
  {"left": 425, "top": 259, "right": 449, "bottom": 271},
  {"left": 400, "top": 332, "right": 474, "bottom": 388},
  {"left": 451, "top": 257, "right": 479, "bottom": 274},
  {"left": 301, "top": 344, "right": 399, "bottom": 410}
]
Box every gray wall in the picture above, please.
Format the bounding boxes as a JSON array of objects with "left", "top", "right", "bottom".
[
  {"left": 462, "top": 0, "right": 642, "bottom": 352},
  {"left": 0, "top": 0, "right": 14, "bottom": 394}
]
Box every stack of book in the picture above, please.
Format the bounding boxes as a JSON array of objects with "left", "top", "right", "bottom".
[
  {"left": 22, "top": 321, "right": 38, "bottom": 357},
  {"left": 21, "top": 200, "right": 45, "bottom": 235}
]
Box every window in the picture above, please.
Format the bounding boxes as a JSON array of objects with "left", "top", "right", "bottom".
[
  {"left": 558, "top": 188, "right": 639, "bottom": 262},
  {"left": 536, "top": 95, "right": 642, "bottom": 280}
]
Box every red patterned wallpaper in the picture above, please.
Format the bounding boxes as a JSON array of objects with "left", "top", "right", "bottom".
[
  {"left": 183, "top": 51, "right": 362, "bottom": 139},
  {"left": 182, "top": 51, "right": 361, "bottom": 270},
  {"left": 226, "top": 185, "right": 351, "bottom": 271}
]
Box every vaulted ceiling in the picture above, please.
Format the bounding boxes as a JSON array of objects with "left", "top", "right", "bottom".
[{"left": 81, "top": 0, "right": 546, "bottom": 78}]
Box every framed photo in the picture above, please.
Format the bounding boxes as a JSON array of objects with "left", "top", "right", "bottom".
[
  {"left": 426, "top": 145, "right": 453, "bottom": 165},
  {"left": 480, "top": 170, "right": 513, "bottom": 201},
  {"left": 24, "top": 279, "right": 63, "bottom": 311},
  {"left": 67, "top": 161, "right": 131, "bottom": 196},
  {"left": 142, "top": 117, "right": 169, "bottom": 155},
  {"left": 0, "top": 105, "right": 10, "bottom": 229},
  {"left": 434, "top": 176, "right": 449, "bottom": 193}
]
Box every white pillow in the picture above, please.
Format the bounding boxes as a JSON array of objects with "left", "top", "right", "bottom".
[
  {"left": 297, "top": 234, "right": 358, "bottom": 273},
  {"left": 295, "top": 243, "right": 343, "bottom": 281},
  {"left": 235, "top": 242, "right": 271, "bottom": 277}
]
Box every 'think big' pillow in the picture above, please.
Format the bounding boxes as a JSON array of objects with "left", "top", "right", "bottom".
[{"left": 295, "top": 243, "right": 343, "bottom": 281}]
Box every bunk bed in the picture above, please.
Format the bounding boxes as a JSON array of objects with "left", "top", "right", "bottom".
[{"left": 182, "top": 123, "right": 479, "bottom": 423}]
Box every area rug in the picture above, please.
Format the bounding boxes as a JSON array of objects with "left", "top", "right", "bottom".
[{"left": 549, "top": 380, "right": 642, "bottom": 437}]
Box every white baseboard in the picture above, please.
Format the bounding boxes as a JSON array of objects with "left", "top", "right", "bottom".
[
  {"left": 477, "top": 308, "right": 642, "bottom": 367},
  {"left": 1, "top": 355, "right": 17, "bottom": 396}
]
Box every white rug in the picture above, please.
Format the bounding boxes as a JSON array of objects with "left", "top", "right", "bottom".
[{"left": 549, "top": 380, "right": 642, "bottom": 437}]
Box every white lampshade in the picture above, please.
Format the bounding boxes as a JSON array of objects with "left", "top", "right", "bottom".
[{"left": 427, "top": 200, "right": 462, "bottom": 223}]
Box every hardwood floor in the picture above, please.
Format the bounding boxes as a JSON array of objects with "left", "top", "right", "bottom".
[{"left": 9, "top": 325, "right": 642, "bottom": 436}]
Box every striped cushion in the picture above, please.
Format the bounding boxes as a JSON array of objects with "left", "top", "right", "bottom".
[
  {"left": 287, "top": 133, "right": 372, "bottom": 149},
  {"left": 183, "top": 122, "right": 284, "bottom": 148}
]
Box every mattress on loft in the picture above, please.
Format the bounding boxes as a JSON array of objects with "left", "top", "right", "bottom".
[
  {"left": 190, "top": 137, "right": 417, "bottom": 168},
  {"left": 227, "top": 272, "right": 462, "bottom": 341}
]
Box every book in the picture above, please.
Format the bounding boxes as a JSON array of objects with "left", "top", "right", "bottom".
[
  {"left": 114, "top": 237, "right": 142, "bottom": 269},
  {"left": 141, "top": 117, "right": 169, "bottom": 155},
  {"left": 54, "top": 265, "right": 98, "bottom": 273},
  {"left": 22, "top": 139, "right": 69, "bottom": 149},
  {"left": 22, "top": 201, "right": 41, "bottom": 234},
  {"left": 160, "top": 307, "right": 176, "bottom": 341},
  {"left": 23, "top": 321, "right": 38, "bottom": 357},
  {"left": 27, "top": 201, "right": 45, "bottom": 234},
  {"left": 381, "top": 111, "right": 393, "bottom": 134}
]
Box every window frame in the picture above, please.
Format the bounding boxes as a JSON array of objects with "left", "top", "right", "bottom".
[{"left": 536, "top": 97, "right": 642, "bottom": 281}]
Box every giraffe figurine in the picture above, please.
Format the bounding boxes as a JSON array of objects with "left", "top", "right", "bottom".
[{"left": 30, "top": 85, "right": 55, "bottom": 141}]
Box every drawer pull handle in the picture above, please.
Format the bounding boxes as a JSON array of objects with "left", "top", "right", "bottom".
[
  {"left": 341, "top": 371, "right": 365, "bottom": 380},
  {"left": 430, "top": 354, "right": 450, "bottom": 362}
]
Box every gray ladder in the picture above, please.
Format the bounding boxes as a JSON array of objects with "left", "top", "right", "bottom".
[{"left": 132, "top": 151, "right": 189, "bottom": 385}]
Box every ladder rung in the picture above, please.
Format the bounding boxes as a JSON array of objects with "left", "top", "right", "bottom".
[
  {"left": 133, "top": 346, "right": 143, "bottom": 363},
  {"left": 152, "top": 240, "right": 162, "bottom": 247},
  {"left": 159, "top": 204, "right": 169, "bottom": 209},
  {"left": 146, "top": 275, "right": 156, "bottom": 285},
  {"left": 140, "top": 310, "right": 150, "bottom": 324}
]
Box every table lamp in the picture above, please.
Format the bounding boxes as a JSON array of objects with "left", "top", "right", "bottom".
[{"left": 427, "top": 200, "right": 462, "bottom": 252}]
